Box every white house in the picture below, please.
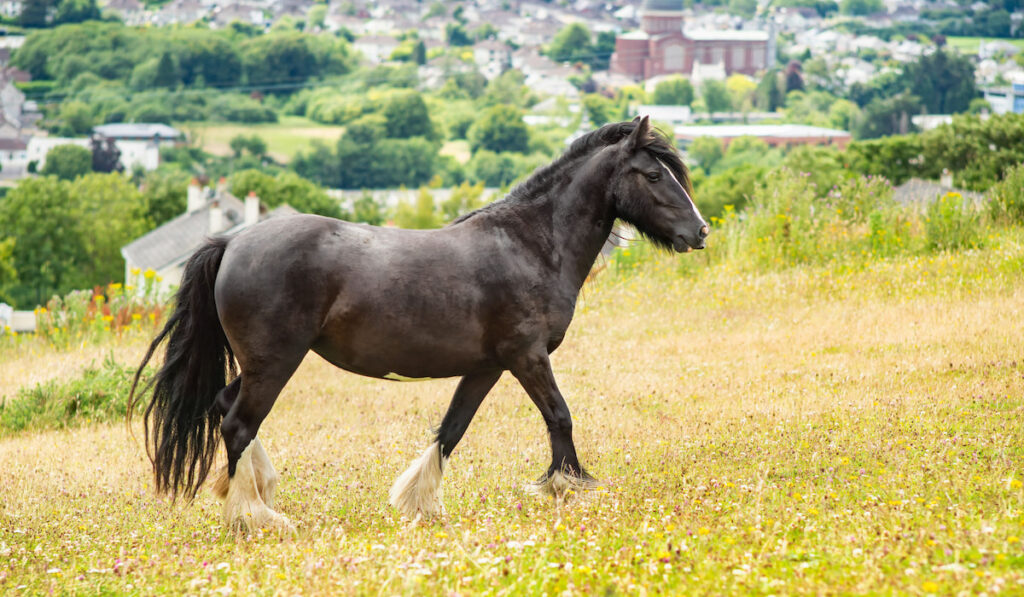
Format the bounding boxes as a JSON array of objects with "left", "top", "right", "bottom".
[
  {"left": 353, "top": 35, "right": 401, "bottom": 64},
  {"left": 0, "top": 137, "right": 26, "bottom": 175},
  {"left": 27, "top": 136, "right": 90, "bottom": 171},
  {"left": 26, "top": 135, "right": 162, "bottom": 173},
  {"left": 92, "top": 123, "right": 181, "bottom": 146}
]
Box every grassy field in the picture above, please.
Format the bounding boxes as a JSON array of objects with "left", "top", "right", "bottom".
[
  {"left": 946, "top": 36, "right": 1024, "bottom": 54},
  {"left": 181, "top": 116, "right": 346, "bottom": 164},
  {"left": 1, "top": 243, "right": 1023, "bottom": 594}
]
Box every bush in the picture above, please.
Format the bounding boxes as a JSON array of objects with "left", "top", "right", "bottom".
[
  {"left": 208, "top": 95, "right": 278, "bottom": 123},
  {"left": 925, "top": 191, "right": 982, "bottom": 251},
  {"left": 987, "top": 163, "right": 1024, "bottom": 226},
  {"left": 0, "top": 355, "right": 153, "bottom": 435}
]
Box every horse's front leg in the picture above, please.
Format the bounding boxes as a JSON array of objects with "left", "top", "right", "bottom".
[
  {"left": 511, "top": 352, "right": 598, "bottom": 496},
  {"left": 389, "top": 369, "right": 502, "bottom": 520}
]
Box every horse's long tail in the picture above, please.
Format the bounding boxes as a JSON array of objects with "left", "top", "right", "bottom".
[{"left": 127, "top": 236, "right": 236, "bottom": 501}]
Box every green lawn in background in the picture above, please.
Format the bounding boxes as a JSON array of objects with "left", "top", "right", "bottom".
[
  {"left": 180, "top": 116, "right": 346, "bottom": 163},
  {"left": 946, "top": 36, "right": 1024, "bottom": 54}
]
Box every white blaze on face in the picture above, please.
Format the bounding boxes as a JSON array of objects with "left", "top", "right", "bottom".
[{"left": 657, "top": 158, "right": 705, "bottom": 225}]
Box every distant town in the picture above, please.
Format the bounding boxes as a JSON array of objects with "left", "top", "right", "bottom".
[{"left": 1, "top": 0, "right": 1023, "bottom": 313}]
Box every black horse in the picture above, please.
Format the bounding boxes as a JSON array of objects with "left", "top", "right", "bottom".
[{"left": 128, "top": 117, "right": 708, "bottom": 533}]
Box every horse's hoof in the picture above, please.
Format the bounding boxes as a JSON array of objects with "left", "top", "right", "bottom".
[
  {"left": 526, "top": 470, "right": 601, "bottom": 499},
  {"left": 227, "top": 507, "right": 296, "bottom": 538}
]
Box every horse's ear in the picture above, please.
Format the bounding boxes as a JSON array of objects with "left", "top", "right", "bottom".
[{"left": 626, "top": 115, "right": 650, "bottom": 152}]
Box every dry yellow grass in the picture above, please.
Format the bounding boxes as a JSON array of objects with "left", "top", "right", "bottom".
[{"left": 1, "top": 245, "right": 1023, "bottom": 594}]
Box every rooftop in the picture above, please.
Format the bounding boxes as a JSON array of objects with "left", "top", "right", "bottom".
[
  {"left": 674, "top": 124, "right": 851, "bottom": 139},
  {"left": 121, "top": 192, "right": 246, "bottom": 272},
  {"left": 93, "top": 123, "right": 182, "bottom": 139},
  {"left": 685, "top": 29, "right": 770, "bottom": 42}
]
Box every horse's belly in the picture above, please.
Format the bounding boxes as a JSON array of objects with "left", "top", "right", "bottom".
[{"left": 311, "top": 323, "right": 492, "bottom": 381}]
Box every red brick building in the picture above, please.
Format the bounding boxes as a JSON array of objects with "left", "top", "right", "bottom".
[{"left": 610, "top": 0, "right": 772, "bottom": 80}]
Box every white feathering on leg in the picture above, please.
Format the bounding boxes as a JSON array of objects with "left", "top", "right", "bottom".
[
  {"left": 222, "top": 439, "right": 294, "bottom": 536},
  {"left": 389, "top": 441, "right": 446, "bottom": 520}
]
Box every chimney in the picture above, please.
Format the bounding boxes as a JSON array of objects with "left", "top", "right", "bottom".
[
  {"left": 940, "top": 168, "right": 953, "bottom": 188},
  {"left": 245, "top": 191, "right": 260, "bottom": 226},
  {"left": 209, "top": 200, "right": 222, "bottom": 233},
  {"left": 186, "top": 178, "right": 204, "bottom": 213},
  {"left": 216, "top": 176, "right": 228, "bottom": 196}
]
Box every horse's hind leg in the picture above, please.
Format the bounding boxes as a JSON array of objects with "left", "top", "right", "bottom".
[
  {"left": 219, "top": 356, "right": 304, "bottom": 535},
  {"left": 510, "top": 352, "right": 597, "bottom": 497},
  {"left": 390, "top": 369, "right": 502, "bottom": 520},
  {"left": 211, "top": 378, "right": 278, "bottom": 507}
]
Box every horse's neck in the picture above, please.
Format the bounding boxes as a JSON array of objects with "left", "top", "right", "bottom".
[
  {"left": 530, "top": 165, "right": 616, "bottom": 291},
  {"left": 555, "top": 183, "right": 616, "bottom": 290}
]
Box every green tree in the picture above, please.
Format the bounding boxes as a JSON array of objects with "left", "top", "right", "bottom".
[
  {"left": 230, "top": 169, "right": 345, "bottom": 219},
  {"left": 153, "top": 52, "right": 180, "bottom": 88},
  {"left": 393, "top": 187, "right": 442, "bottom": 229},
  {"left": 0, "top": 177, "right": 79, "bottom": 306},
  {"left": 652, "top": 76, "right": 695, "bottom": 106},
  {"left": 854, "top": 93, "right": 920, "bottom": 139},
  {"left": 728, "top": 0, "right": 757, "bottom": 18},
  {"left": 72, "top": 173, "right": 149, "bottom": 288},
  {"left": 440, "top": 181, "right": 485, "bottom": 222},
  {"left": 59, "top": 101, "right": 94, "bottom": 136},
  {"left": 384, "top": 91, "right": 434, "bottom": 139},
  {"left": 902, "top": 49, "right": 976, "bottom": 115},
  {"left": 481, "top": 69, "right": 530, "bottom": 108},
  {"left": 445, "top": 23, "right": 472, "bottom": 46},
  {"left": 469, "top": 105, "right": 529, "bottom": 154},
  {"left": 19, "top": 0, "right": 50, "bottom": 27},
  {"left": 424, "top": 1, "right": 445, "bottom": 18},
  {"left": 468, "top": 150, "right": 520, "bottom": 186},
  {"left": 692, "top": 163, "right": 766, "bottom": 217},
  {"left": 846, "top": 134, "right": 924, "bottom": 185},
  {"left": 413, "top": 40, "right": 427, "bottom": 65},
  {"left": 582, "top": 94, "right": 616, "bottom": 126},
  {"left": 473, "top": 24, "right": 499, "bottom": 42},
  {"left": 308, "top": 4, "right": 327, "bottom": 30},
  {"left": 828, "top": 99, "right": 861, "bottom": 131},
  {"left": 547, "top": 23, "right": 592, "bottom": 63},
  {"left": 840, "top": 0, "right": 882, "bottom": 15},
  {"left": 54, "top": 0, "right": 99, "bottom": 24},
  {"left": 142, "top": 169, "right": 189, "bottom": 226},
  {"left": 41, "top": 144, "right": 92, "bottom": 180},
  {"left": 781, "top": 145, "right": 846, "bottom": 191},
  {"left": 756, "top": 70, "right": 785, "bottom": 112},
  {"left": 229, "top": 134, "right": 268, "bottom": 158},
  {"left": 688, "top": 137, "right": 725, "bottom": 171},
  {"left": 352, "top": 193, "right": 384, "bottom": 225},
  {"left": 702, "top": 80, "right": 733, "bottom": 113},
  {"left": 0, "top": 237, "right": 17, "bottom": 304}
]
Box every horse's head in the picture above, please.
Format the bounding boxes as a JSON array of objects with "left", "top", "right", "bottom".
[{"left": 610, "top": 116, "right": 708, "bottom": 253}]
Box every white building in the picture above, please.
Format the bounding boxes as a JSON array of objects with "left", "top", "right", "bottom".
[{"left": 26, "top": 136, "right": 162, "bottom": 173}]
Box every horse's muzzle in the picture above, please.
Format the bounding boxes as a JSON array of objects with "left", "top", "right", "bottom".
[{"left": 674, "top": 225, "right": 709, "bottom": 252}]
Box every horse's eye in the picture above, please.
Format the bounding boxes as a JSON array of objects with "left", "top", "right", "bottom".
[{"left": 646, "top": 172, "right": 661, "bottom": 183}]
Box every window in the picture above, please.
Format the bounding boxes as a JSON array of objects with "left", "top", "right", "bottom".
[
  {"left": 732, "top": 46, "right": 746, "bottom": 69},
  {"left": 664, "top": 44, "right": 684, "bottom": 71}
]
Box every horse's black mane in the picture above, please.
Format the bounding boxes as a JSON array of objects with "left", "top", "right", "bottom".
[{"left": 452, "top": 121, "right": 691, "bottom": 225}]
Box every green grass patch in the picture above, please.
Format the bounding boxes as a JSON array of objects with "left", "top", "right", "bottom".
[
  {"left": 179, "top": 117, "right": 346, "bottom": 163},
  {"left": 946, "top": 36, "right": 1024, "bottom": 54},
  {"left": 0, "top": 355, "right": 150, "bottom": 435}
]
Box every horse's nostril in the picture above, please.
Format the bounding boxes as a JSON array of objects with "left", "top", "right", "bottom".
[{"left": 699, "top": 225, "right": 709, "bottom": 238}]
